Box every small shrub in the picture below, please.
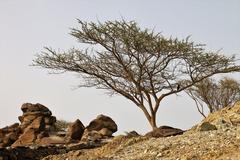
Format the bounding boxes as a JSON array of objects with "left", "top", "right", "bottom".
[{"left": 55, "top": 119, "right": 70, "bottom": 132}]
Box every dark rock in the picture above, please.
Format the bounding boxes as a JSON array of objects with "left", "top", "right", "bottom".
[
  {"left": 0, "top": 141, "right": 106, "bottom": 160},
  {"left": 6, "top": 123, "right": 19, "bottom": 132},
  {"left": 87, "top": 114, "right": 117, "bottom": 133},
  {"left": 6, "top": 132, "right": 19, "bottom": 142},
  {"left": 145, "top": 126, "right": 184, "bottom": 138},
  {"left": 21, "top": 103, "right": 50, "bottom": 113},
  {"left": 66, "top": 119, "right": 85, "bottom": 141},
  {"left": 125, "top": 130, "right": 140, "bottom": 137},
  {"left": 0, "top": 123, "right": 21, "bottom": 148},
  {"left": 22, "top": 111, "right": 52, "bottom": 117},
  {"left": 0, "top": 146, "right": 63, "bottom": 160},
  {"left": 81, "top": 115, "right": 118, "bottom": 142}
]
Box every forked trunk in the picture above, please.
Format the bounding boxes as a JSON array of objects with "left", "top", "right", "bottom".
[{"left": 139, "top": 104, "right": 158, "bottom": 131}]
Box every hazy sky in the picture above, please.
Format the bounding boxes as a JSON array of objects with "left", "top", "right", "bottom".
[{"left": 0, "top": 0, "right": 239, "bottom": 134}]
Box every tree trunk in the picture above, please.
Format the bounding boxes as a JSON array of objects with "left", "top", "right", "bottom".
[
  {"left": 139, "top": 104, "right": 158, "bottom": 131},
  {"left": 150, "top": 115, "right": 157, "bottom": 130}
]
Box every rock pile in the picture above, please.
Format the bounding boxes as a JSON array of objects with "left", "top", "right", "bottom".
[
  {"left": 0, "top": 103, "right": 120, "bottom": 159},
  {"left": 18, "top": 103, "right": 56, "bottom": 132},
  {"left": 0, "top": 103, "right": 57, "bottom": 148},
  {"left": 0, "top": 103, "right": 118, "bottom": 152},
  {"left": 12, "top": 103, "right": 57, "bottom": 147}
]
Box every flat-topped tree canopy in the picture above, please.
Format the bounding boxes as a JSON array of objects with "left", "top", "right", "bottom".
[{"left": 33, "top": 19, "right": 240, "bottom": 130}]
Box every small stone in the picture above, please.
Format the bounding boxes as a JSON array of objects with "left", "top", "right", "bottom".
[
  {"left": 157, "top": 152, "right": 163, "bottom": 157},
  {"left": 73, "top": 150, "right": 82, "bottom": 156},
  {"left": 144, "top": 149, "right": 149, "bottom": 153}
]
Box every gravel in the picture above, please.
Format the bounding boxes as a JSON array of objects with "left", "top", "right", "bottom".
[{"left": 42, "top": 126, "right": 240, "bottom": 160}]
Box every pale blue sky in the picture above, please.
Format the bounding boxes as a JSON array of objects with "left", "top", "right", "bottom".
[{"left": 0, "top": 0, "right": 239, "bottom": 134}]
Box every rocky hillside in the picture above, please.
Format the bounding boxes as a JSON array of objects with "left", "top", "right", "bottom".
[{"left": 43, "top": 101, "right": 240, "bottom": 160}]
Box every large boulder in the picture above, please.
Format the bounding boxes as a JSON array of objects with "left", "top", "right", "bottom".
[
  {"left": 13, "top": 103, "right": 58, "bottom": 147},
  {"left": 86, "top": 114, "right": 117, "bottom": 133},
  {"left": 21, "top": 103, "right": 50, "bottom": 113},
  {"left": 145, "top": 126, "right": 184, "bottom": 138},
  {"left": 66, "top": 119, "right": 85, "bottom": 141},
  {"left": 19, "top": 103, "right": 55, "bottom": 131},
  {"left": 81, "top": 115, "right": 118, "bottom": 142},
  {"left": 0, "top": 103, "right": 58, "bottom": 147}
]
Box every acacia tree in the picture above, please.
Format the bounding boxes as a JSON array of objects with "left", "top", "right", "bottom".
[
  {"left": 33, "top": 20, "right": 240, "bottom": 130},
  {"left": 186, "top": 77, "right": 240, "bottom": 117}
]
